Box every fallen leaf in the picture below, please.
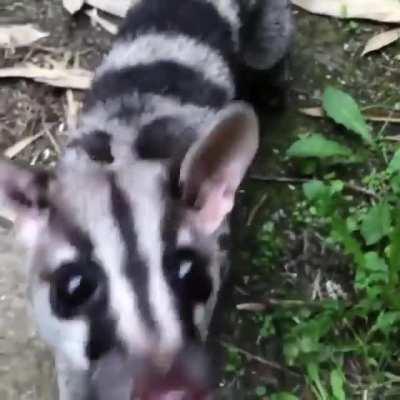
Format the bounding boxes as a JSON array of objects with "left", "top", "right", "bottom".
[
  {"left": 0, "top": 24, "right": 49, "bottom": 48},
  {"left": 299, "top": 107, "right": 400, "bottom": 124},
  {"left": 299, "top": 107, "right": 325, "bottom": 118},
  {"left": 63, "top": 0, "right": 141, "bottom": 19},
  {"left": 0, "top": 64, "right": 93, "bottom": 90},
  {"left": 85, "top": 0, "right": 136, "bottom": 18},
  {"left": 236, "top": 303, "right": 267, "bottom": 312},
  {"left": 291, "top": 0, "right": 400, "bottom": 24},
  {"left": 4, "top": 133, "right": 44, "bottom": 159},
  {"left": 63, "top": 0, "right": 85, "bottom": 14},
  {"left": 85, "top": 8, "right": 118, "bottom": 34},
  {"left": 362, "top": 28, "right": 400, "bottom": 56}
]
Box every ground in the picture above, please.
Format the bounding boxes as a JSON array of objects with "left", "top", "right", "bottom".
[{"left": 1, "top": 1, "right": 400, "bottom": 399}]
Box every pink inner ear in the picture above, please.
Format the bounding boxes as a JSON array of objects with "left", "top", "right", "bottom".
[{"left": 190, "top": 183, "right": 234, "bottom": 235}]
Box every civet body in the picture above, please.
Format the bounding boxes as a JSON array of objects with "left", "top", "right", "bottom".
[{"left": 0, "top": 0, "right": 293, "bottom": 399}]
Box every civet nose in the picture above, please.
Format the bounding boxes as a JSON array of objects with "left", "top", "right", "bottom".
[
  {"left": 135, "top": 345, "right": 212, "bottom": 400},
  {"left": 89, "top": 345, "right": 213, "bottom": 400}
]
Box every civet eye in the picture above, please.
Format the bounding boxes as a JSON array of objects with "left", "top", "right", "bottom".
[
  {"left": 179, "top": 261, "right": 192, "bottom": 279},
  {"left": 174, "top": 248, "right": 212, "bottom": 303},
  {"left": 50, "top": 259, "right": 105, "bottom": 318}
]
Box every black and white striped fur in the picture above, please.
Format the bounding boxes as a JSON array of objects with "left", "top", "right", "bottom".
[{"left": 0, "top": 1, "right": 293, "bottom": 399}]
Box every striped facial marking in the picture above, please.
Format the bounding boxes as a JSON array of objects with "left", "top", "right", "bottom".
[{"left": 36, "top": 156, "right": 217, "bottom": 367}]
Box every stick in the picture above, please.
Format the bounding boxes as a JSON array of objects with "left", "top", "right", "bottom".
[
  {"left": 299, "top": 107, "right": 400, "bottom": 124},
  {"left": 251, "top": 175, "right": 379, "bottom": 200},
  {"left": 219, "top": 340, "right": 300, "bottom": 377},
  {"left": 236, "top": 299, "right": 331, "bottom": 311},
  {"left": 246, "top": 193, "right": 268, "bottom": 227}
]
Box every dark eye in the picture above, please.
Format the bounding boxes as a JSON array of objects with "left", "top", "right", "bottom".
[
  {"left": 173, "top": 248, "right": 212, "bottom": 303},
  {"left": 50, "top": 259, "right": 105, "bottom": 318}
]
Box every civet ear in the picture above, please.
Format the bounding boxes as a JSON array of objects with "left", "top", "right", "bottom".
[
  {"left": 0, "top": 159, "right": 53, "bottom": 247},
  {"left": 180, "top": 102, "right": 259, "bottom": 235}
]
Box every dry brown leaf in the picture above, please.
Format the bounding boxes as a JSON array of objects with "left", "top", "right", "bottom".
[
  {"left": 63, "top": 0, "right": 85, "bottom": 14},
  {"left": 362, "top": 28, "right": 400, "bottom": 56},
  {"left": 291, "top": 0, "right": 400, "bottom": 23},
  {"left": 0, "top": 64, "right": 93, "bottom": 90},
  {"left": 298, "top": 107, "right": 325, "bottom": 118},
  {"left": 63, "top": 0, "right": 141, "bottom": 19},
  {"left": 85, "top": 0, "right": 135, "bottom": 18},
  {"left": 85, "top": 8, "right": 118, "bottom": 34},
  {"left": 299, "top": 107, "right": 400, "bottom": 124},
  {"left": 236, "top": 303, "right": 267, "bottom": 312},
  {"left": 4, "top": 133, "right": 44, "bottom": 159},
  {"left": 0, "top": 25, "right": 49, "bottom": 48}
]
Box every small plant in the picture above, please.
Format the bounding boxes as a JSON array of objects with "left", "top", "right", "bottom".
[{"left": 256, "top": 87, "right": 400, "bottom": 399}]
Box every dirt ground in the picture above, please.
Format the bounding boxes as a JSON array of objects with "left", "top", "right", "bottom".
[
  {"left": 0, "top": 2, "right": 111, "bottom": 399},
  {"left": 0, "top": 227, "right": 55, "bottom": 400},
  {"left": 1, "top": 1, "right": 400, "bottom": 399}
]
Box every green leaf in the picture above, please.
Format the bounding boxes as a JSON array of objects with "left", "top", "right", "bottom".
[
  {"left": 307, "top": 362, "right": 328, "bottom": 400},
  {"left": 390, "top": 174, "right": 400, "bottom": 195},
  {"left": 364, "top": 252, "right": 389, "bottom": 273},
  {"left": 371, "top": 311, "right": 400, "bottom": 336},
  {"left": 388, "top": 149, "right": 400, "bottom": 174},
  {"left": 259, "top": 316, "right": 275, "bottom": 338},
  {"left": 303, "top": 180, "right": 339, "bottom": 217},
  {"left": 284, "top": 341, "right": 300, "bottom": 365},
  {"left": 303, "top": 180, "right": 328, "bottom": 201},
  {"left": 255, "top": 386, "right": 267, "bottom": 397},
  {"left": 323, "top": 87, "right": 372, "bottom": 144},
  {"left": 330, "top": 180, "right": 344, "bottom": 194},
  {"left": 271, "top": 393, "right": 299, "bottom": 400},
  {"left": 361, "top": 202, "right": 392, "bottom": 245},
  {"left": 346, "top": 216, "right": 358, "bottom": 232},
  {"left": 299, "top": 335, "right": 319, "bottom": 353},
  {"left": 389, "top": 209, "right": 400, "bottom": 287},
  {"left": 287, "top": 134, "right": 353, "bottom": 159},
  {"left": 331, "top": 215, "right": 365, "bottom": 269},
  {"left": 330, "top": 369, "right": 346, "bottom": 400}
]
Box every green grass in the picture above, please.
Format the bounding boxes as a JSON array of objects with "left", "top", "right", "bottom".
[{"left": 231, "top": 87, "right": 400, "bottom": 399}]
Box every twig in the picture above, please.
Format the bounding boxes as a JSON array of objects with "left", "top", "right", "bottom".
[
  {"left": 43, "top": 126, "right": 61, "bottom": 155},
  {"left": 311, "top": 270, "right": 322, "bottom": 301},
  {"left": 383, "top": 135, "right": 400, "bottom": 142},
  {"left": 0, "top": 64, "right": 93, "bottom": 90},
  {"left": 345, "top": 182, "right": 379, "bottom": 200},
  {"left": 4, "top": 133, "right": 43, "bottom": 159},
  {"left": 236, "top": 303, "right": 268, "bottom": 312},
  {"left": 65, "top": 89, "right": 80, "bottom": 130},
  {"left": 40, "top": 111, "right": 61, "bottom": 155},
  {"left": 251, "top": 175, "right": 308, "bottom": 184},
  {"left": 246, "top": 193, "right": 268, "bottom": 227},
  {"left": 219, "top": 340, "right": 300, "bottom": 377},
  {"left": 251, "top": 175, "right": 379, "bottom": 200},
  {"left": 299, "top": 107, "right": 400, "bottom": 124},
  {"left": 236, "top": 299, "right": 329, "bottom": 311}
]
